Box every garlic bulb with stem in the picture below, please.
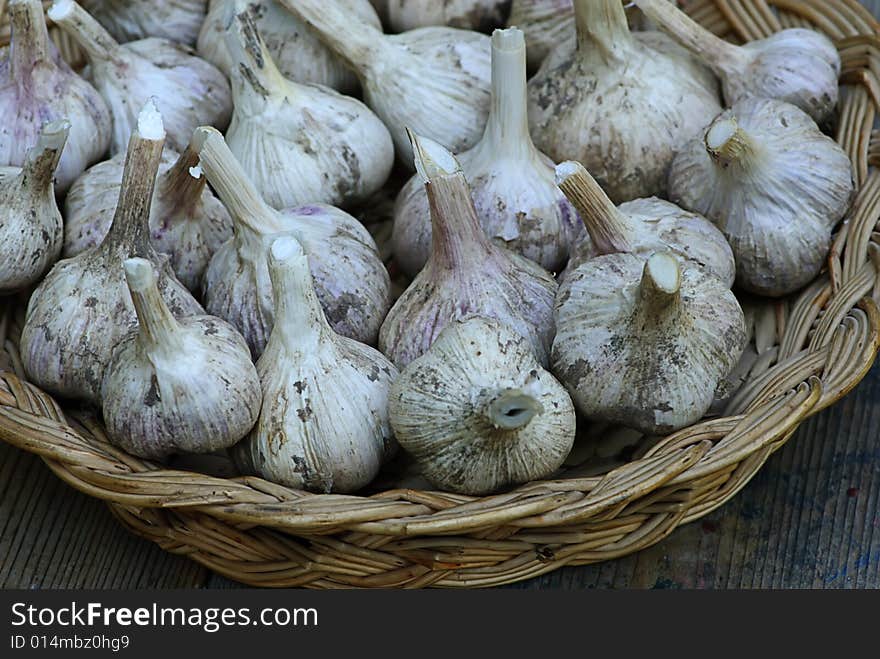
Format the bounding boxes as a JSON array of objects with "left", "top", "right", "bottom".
[
  {"left": 634, "top": 0, "right": 840, "bottom": 124},
  {"left": 526, "top": 0, "right": 721, "bottom": 203},
  {"left": 0, "top": 0, "right": 110, "bottom": 194},
  {"left": 20, "top": 101, "right": 204, "bottom": 405},
  {"left": 80, "top": 0, "right": 207, "bottom": 46},
  {"left": 48, "top": 0, "right": 232, "bottom": 155},
  {"left": 0, "top": 120, "right": 69, "bottom": 295},
  {"left": 279, "top": 0, "right": 491, "bottom": 169},
  {"left": 63, "top": 134, "right": 233, "bottom": 292},
  {"left": 379, "top": 131, "right": 558, "bottom": 368},
  {"left": 194, "top": 126, "right": 392, "bottom": 355},
  {"left": 197, "top": 0, "right": 380, "bottom": 94},
  {"left": 668, "top": 98, "right": 854, "bottom": 298},
  {"left": 555, "top": 160, "right": 735, "bottom": 287},
  {"left": 101, "top": 257, "right": 261, "bottom": 459},
  {"left": 553, "top": 251, "right": 747, "bottom": 434},
  {"left": 392, "top": 28, "right": 582, "bottom": 278},
  {"left": 223, "top": 2, "right": 394, "bottom": 210},
  {"left": 386, "top": 0, "right": 511, "bottom": 33},
  {"left": 390, "top": 315, "right": 576, "bottom": 495},
  {"left": 232, "top": 235, "right": 398, "bottom": 494}
]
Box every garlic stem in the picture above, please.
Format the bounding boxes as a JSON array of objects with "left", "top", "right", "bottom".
[
  {"left": 555, "top": 161, "right": 634, "bottom": 255},
  {"left": 638, "top": 252, "right": 681, "bottom": 315},
  {"left": 224, "top": 2, "right": 289, "bottom": 101},
  {"left": 48, "top": 0, "right": 121, "bottom": 64},
  {"left": 9, "top": 0, "right": 51, "bottom": 72},
  {"left": 574, "top": 0, "right": 634, "bottom": 63},
  {"left": 192, "top": 126, "right": 285, "bottom": 234},
  {"left": 123, "top": 257, "right": 183, "bottom": 352},
  {"left": 158, "top": 138, "right": 207, "bottom": 213},
  {"left": 705, "top": 117, "right": 759, "bottom": 168},
  {"left": 21, "top": 120, "right": 70, "bottom": 192},
  {"left": 485, "top": 388, "right": 544, "bottom": 430},
  {"left": 481, "top": 28, "right": 532, "bottom": 160}
]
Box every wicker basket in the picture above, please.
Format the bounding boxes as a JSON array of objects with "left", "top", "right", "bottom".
[{"left": 1, "top": 0, "right": 879, "bottom": 589}]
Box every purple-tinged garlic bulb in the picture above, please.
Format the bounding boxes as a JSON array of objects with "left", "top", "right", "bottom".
[{"left": 80, "top": 0, "right": 207, "bottom": 46}]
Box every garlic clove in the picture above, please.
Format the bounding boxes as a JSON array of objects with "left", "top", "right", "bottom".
[
  {"left": 194, "top": 126, "right": 392, "bottom": 356},
  {"left": 668, "top": 98, "right": 855, "bottom": 298},
  {"left": 80, "top": 0, "right": 207, "bottom": 46},
  {"left": 20, "top": 100, "right": 204, "bottom": 405},
  {"left": 634, "top": 0, "right": 840, "bottom": 124},
  {"left": 232, "top": 235, "right": 398, "bottom": 494},
  {"left": 0, "top": 120, "right": 70, "bottom": 295},
  {"left": 101, "top": 257, "right": 262, "bottom": 459},
  {"left": 526, "top": 0, "right": 722, "bottom": 203},
  {"left": 386, "top": 0, "right": 512, "bottom": 33},
  {"left": 555, "top": 160, "right": 735, "bottom": 287},
  {"left": 279, "top": 0, "right": 492, "bottom": 169},
  {"left": 48, "top": 0, "right": 233, "bottom": 155},
  {"left": 552, "top": 251, "right": 747, "bottom": 434},
  {"left": 222, "top": 2, "right": 394, "bottom": 210},
  {"left": 379, "top": 131, "right": 558, "bottom": 368},
  {"left": 390, "top": 315, "right": 576, "bottom": 495},
  {"left": 0, "top": 0, "right": 111, "bottom": 194}
]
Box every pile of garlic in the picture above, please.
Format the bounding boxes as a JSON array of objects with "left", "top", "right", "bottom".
[{"left": 3, "top": 0, "right": 855, "bottom": 496}]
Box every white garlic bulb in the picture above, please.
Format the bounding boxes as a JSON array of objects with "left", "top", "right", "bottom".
[
  {"left": 386, "top": 0, "right": 511, "bottom": 33},
  {"left": 63, "top": 137, "right": 233, "bottom": 292},
  {"left": 80, "top": 0, "right": 207, "bottom": 46},
  {"left": 0, "top": 0, "right": 111, "bottom": 194},
  {"left": 380, "top": 132, "right": 558, "bottom": 368},
  {"left": 553, "top": 252, "right": 747, "bottom": 434},
  {"left": 555, "top": 160, "right": 735, "bottom": 287},
  {"left": 634, "top": 0, "right": 840, "bottom": 124},
  {"left": 20, "top": 101, "right": 204, "bottom": 405},
  {"left": 527, "top": 0, "right": 721, "bottom": 203},
  {"left": 101, "top": 257, "right": 261, "bottom": 459},
  {"left": 197, "top": 0, "right": 380, "bottom": 94},
  {"left": 223, "top": 3, "right": 394, "bottom": 210},
  {"left": 279, "top": 0, "right": 492, "bottom": 168},
  {"left": 48, "top": 0, "right": 232, "bottom": 155},
  {"left": 390, "top": 315, "right": 575, "bottom": 495},
  {"left": 0, "top": 121, "right": 69, "bottom": 295},
  {"left": 668, "top": 98, "right": 854, "bottom": 298},
  {"left": 392, "top": 28, "right": 581, "bottom": 278},
  {"left": 232, "top": 236, "right": 398, "bottom": 494},
  {"left": 195, "top": 126, "right": 392, "bottom": 356},
  {"left": 507, "top": 0, "right": 572, "bottom": 71}
]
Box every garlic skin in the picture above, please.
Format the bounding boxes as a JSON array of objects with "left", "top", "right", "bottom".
[
  {"left": 392, "top": 28, "right": 582, "bottom": 278},
  {"left": 198, "top": 0, "right": 380, "bottom": 95},
  {"left": 555, "top": 161, "right": 735, "bottom": 287},
  {"left": 527, "top": 0, "right": 721, "bottom": 203},
  {"left": 80, "top": 0, "right": 207, "bottom": 46},
  {"left": 195, "top": 126, "right": 391, "bottom": 356},
  {"left": 20, "top": 102, "right": 204, "bottom": 405},
  {"left": 232, "top": 236, "right": 398, "bottom": 494},
  {"left": 63, "top": 139, "right": 233, "bottom": 292},
  {"left": 635, "top": 0, "right": 840, "bottom": 124},
  {"left": 553, "top": 252, "right": 747, "bottom": 434},
  {"left": 507, "top": 0, "right": 572, "bottom": 71},
  {"left": 0, "top": 121, "right": 69, "bottom": 295},
  {"left": 0, "top": 0, "right": 111, "bottom": 194},
  {"left": 668, "top": 98, "right": 854, "bottom": 298},
  {"left": 280, "top": 0, "right": 491, "bottom": 168},
  {"left": 390, "top": 315, "right": 575, "bottom": 495},
  {"left": 223, "top": 4, "right": 394, "bottom": 210},
  {"left": 101, "top": 258, "right": 261, "bottom": 459},
  {"left": 386, "top": 0, "right": 511, "bottom": 33},
  {"left": 48, "top": 0, "right": 232, "bottom": 155},
  {"left": 380, "top": 132, "right": 557, "bottom": 368}
]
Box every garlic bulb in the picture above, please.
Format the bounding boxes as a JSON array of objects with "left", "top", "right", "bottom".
[
  {"left": 386, "top": 0, "right": 511, "bottom": 33},
  {"left": 390, "top": 315, "right": 575, "bottom": 495},
  {"left": 80, "top": 0, "right": 207, "bottom": 46},
  {"left": 63, "top": 137, "right": 232, "bottom": 292},
  {"left": 48, "top": 0, "right": 232, "bottom": 155},
  {"left": 379, "top": 132, "right": 557, "bottom": 368},
  {"left": 20, "top": 101, "right": 204, "bottom": 405},
  {"left": 634, "top": 0, "right": 840, "bottom": 124},
  {"left": 668, "top": 98, "right": 854, "bottom": 297},
  {"left": 0, "top": 121, "right": 69, "bottom": 295},
  {"left": 507, "top": 0, "right": 572, "bottom": 71},
  {"left": 392, "top": 28, "right": 581, "bottom": 278},
  {"left": 553, "top": 252, "right": 747, "bottom": 434},
  {"left": 0, "top": 0, "right": 111, "bottom": 194},
  {"left": 101, "top": 257, "right": 261, "bottom": 459},
  {"left": 195, "top": 126, "right": 391, "bottom": 356},
  {"left": 223, "top": 3, "right": 394, "bottom": 210},
  {"left": 197, "top": 0, "right": 380, "bottom": 94},
  {"left": 527, "top": 0, "right": 721, "bottom": 203},
  {"left": 555, "top": 161, "right": 735, "bottom": 287},
  {"left": 232, "top": 236, "right": 397, "bottom": 494},
  {"left": 279, "top": 0, "right": 491, "bottom": 168}
]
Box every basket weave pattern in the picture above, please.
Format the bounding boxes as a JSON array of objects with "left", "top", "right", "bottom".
[{"left": 1, "top": 0, "right": 879, "bottom": 588}]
